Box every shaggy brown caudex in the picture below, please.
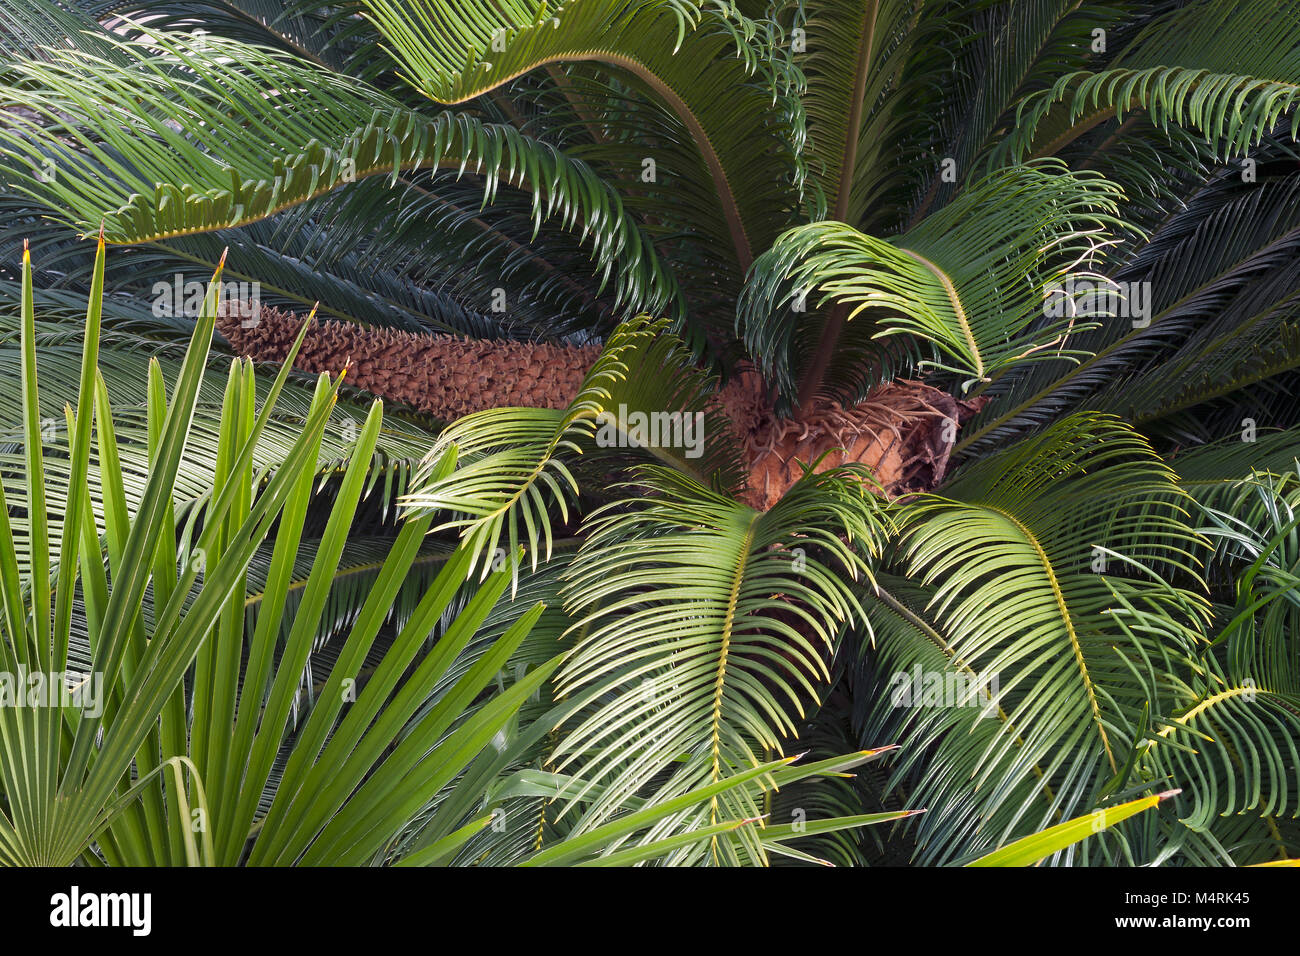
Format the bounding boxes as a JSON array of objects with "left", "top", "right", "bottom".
[{"left": 217, "top": 304, "right": 984, "bottom": 508}]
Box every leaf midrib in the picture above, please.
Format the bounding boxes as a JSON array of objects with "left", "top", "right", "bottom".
[
  {"left": 984, "top": 503, "right": 1117, "bottom": 772},
  {"left": 708, "top": 511, "right": 759, "bottom": 862}
]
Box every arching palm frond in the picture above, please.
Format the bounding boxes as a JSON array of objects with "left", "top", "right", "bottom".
[
  {"left": 362, "top": 0, "right": 808, "bottom": 272},
  {"left": 780, "top": 0, "right": 953, "bottom": 232},
  {"left": 548, "top": 462, "right": 888, "bottom": 864},
  {"left": 739, "top": 162, "right": 1125, "bottom": 405},
  {"left": 0, "top": 28, "right": 680, "bottom": 322},
  {"left": 912, "top": 1, "right": 1114, "bottom": 196},
  {"left": 959, "top": 163, "right": 1300, "bottom": 457},
  {"left": 86, "top": 0, "right": 391, "bottom": 76},
  {"left": 1168, "top": 430, "right": 1300, "bottom": 521},
  {"left": 878, "top": 414, "right": 1211, "bottom": 862},
  {"left": 992, "top": 0, "right": 1300, "bottom": 167}
]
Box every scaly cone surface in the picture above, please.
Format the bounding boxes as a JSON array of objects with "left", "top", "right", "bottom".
[
  {"left": 217, "top": 303, "right": 600, "bottom": 419},
  {"left": 216, "top": 303, "right": 982, "bottom": 504},
  {"left": 739, "top": 382, "right": 986, "bottom": 511}
]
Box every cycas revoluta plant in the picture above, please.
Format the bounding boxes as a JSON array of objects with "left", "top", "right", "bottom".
[
  {"left": 2, "top": 0, "right": 1300, "bottom": 864},
  {"left": 1, "top": 239, "right": 909, "bottom": 864}
]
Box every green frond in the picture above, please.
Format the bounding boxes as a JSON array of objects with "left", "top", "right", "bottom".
[
  {"left": 884, "top": 414, "right": 1212, "bottom": 860},
  {"left": 1170, "top": 429, "right": 1300, "bottom": 516},
  {"left": 739, "top": 162, "right": 1125, "bottom": 402},
  {"left": 362, "top": 0, "right": 807, "bottom": 268},
  {"left": 992, "top": 0, "right": 1300, "bottom": 165},
  {"left": 793, "top": 0, "right": 953, "bottom": 229},
  {"left": 957, "top": 166, "right": 1300, "bottom": 457},
  {"left": 547, "top": 462, "right": 887, "bottom": 864},
  {"left": 0, "top": 27, "right": 679, "bottom": 321},
  {"left": 1143, "top": 485, "right": 1300, "bottom": 830},
  {"left": 400, "top": 315, "right": 741, "bottom": 582}
]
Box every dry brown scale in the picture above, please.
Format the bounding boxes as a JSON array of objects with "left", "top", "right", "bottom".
[
  {"left": 216, "top": 303, "right": 984, "bottom": 508},
  {"left": 735, "top": 379, "right": 986, "bottom": 510}
]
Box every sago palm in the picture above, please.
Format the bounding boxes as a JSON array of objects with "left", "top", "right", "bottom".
[
  {"left": 3, "top": 0, "right": 1300, "bottom": 864},
  {"left": 1, "top": 238, "right": 912, "bottom": 864}
]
